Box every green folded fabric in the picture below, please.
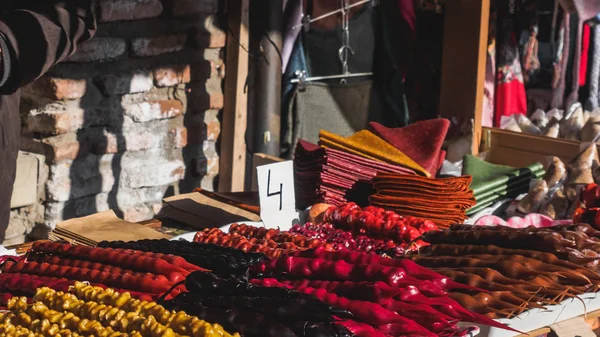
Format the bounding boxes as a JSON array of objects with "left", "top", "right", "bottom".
[
  {"left": 467, "top": 186, "right": 526, "bottom": 215},
  {"left": 463, "top": 155, "right": 516, "bottom": 186},
  {"left": 463, "top": 155, "right": 545, "bottom": 196},
  {"left": 472, "top": 168, "right": 545, "bottom": 201}
]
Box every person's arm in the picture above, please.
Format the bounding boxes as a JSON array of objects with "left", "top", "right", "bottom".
[{"left": 0, "top": 0, "right": 96, "bottom": 93}]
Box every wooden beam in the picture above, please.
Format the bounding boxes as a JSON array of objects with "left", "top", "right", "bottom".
[
  {"left": 219, "top": 0, "right": 249, "bottom": 192},
  {"left": 439, "top": 0, "right": 490, "bottom": 155},
  {"left": 250, "top": 153, "right": 284, "bottom": 191}
]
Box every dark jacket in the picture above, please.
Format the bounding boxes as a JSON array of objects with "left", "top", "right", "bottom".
[{"left": 0, "top": 0, "right": 96, "bottom": 242}]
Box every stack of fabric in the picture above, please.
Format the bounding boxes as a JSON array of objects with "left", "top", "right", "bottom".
[
  {"left": 463, "top": 155, "right": 545, "bottom": 215},
  {"left": 369, "top": 174, "right": 476, "bottom": 228},
  {"left": 318, "top": 129, "right": 430, "bottom": 176},
  {"left": 294, "top": 140, "right": 416, "bottom": 209},
  {"left": 368, "top": 119, "right": 450, "bottom": 176},
  {"left": 294, "top": 119, "right": 451, "bottom": 209}
]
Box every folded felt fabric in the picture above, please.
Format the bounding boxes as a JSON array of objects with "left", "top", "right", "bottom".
[
  {"left": 369, "top": 118, "right": 450, "bottom": 176},
  {"left": 463, "top": 155, "right": 545, "bottom": 196},
  {"left": 472, "top": 169, "right": 545, "bottom": 201},
  {"left": 370, "top": 173, "right": 476, "bottom": 228},
  {"left": 374, "top": 174, "right": 473, "bottom": 189},
  {"left": 294, "top": 139, "right": 416, "bottom": 208},
  {"left": 466, "top": 186, "right": 526, "bottom": 215},
  {"left": 463, "top": 154, "right": 516, "bottom": 187},
  {"left": 319, "top": 129, "right": 430, "bottom": 177}
]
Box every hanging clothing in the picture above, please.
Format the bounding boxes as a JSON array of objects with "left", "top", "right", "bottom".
[
  {"left": 483, "top": 5, "right": 497, "bottom": 128},
  {"left": 560, "top": 0, "right": 600, "bottom": 21},
  {"left": 521, "top": 2, "right": 540, "bottom": 84},
  {"left": 551, "top": 13, "right": 570, "bottom": 108},
  {"left": 561, "top": 0, "right": 600, "bottom": 108},
  {"left": 494, "top": 0, "right": 528, "bottom": 127},
  {"left": 579, "top": 23, "right": 591, "bottom": 86},
  {"left": 281, "top": 0, "right": 413, "bottom": 158},
  {"left": 586, "top": 19, "right": 600, "bottom": 111},
  {"left": 289, "top": 2, "right": 383, "bottom": 149},
  {"left": 287, "top": 81, "right": 383, "bottom": 157},
  {"left": 303, "top": 3, "right": 375, "bottom": 82},
  {"left": 0, "top": 0, "right": 96, "bottom": 241},
  {"left": 281, "top": 0, "right": 303, "bottom": 72}
]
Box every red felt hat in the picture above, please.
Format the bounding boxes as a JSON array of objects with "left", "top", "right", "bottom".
[{"left": 369, "top": 119, "right": 451, "bottom": 176}]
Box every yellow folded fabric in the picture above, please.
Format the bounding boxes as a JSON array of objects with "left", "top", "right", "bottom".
[{"left": 319, "top": 129, "right": 430, "bottom": 177}]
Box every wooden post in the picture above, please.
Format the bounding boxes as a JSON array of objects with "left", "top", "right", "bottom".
[
  {"left": 438, "top": 0, "right": 490, "bottom": 155},
  {"left": 219, "top": 0, "right": 249, "bottom": 192}
]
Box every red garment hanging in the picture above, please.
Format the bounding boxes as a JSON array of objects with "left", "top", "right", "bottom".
[
  {"left": 580, "top": 23, "right": 591, "bottom": 86},
  {"left": 494, "top": 31, "right": 527, "bottom": 127}
]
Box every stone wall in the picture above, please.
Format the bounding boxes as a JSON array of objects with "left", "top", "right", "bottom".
[{"left": 5, "top": 0, "right": 225, "bottom": 244}]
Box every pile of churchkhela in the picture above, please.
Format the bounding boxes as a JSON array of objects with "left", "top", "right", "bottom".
[{"left": 4, "top": 199, "right": 600, "bottom": 337}]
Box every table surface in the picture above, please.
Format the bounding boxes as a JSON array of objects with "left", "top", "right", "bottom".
[{"left": 8, "top": 215, "right": 600, "bottom": 337}]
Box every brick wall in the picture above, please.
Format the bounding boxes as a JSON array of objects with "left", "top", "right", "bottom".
[{"left": 5, "top": 0, "right": 226, "bottom": 244}]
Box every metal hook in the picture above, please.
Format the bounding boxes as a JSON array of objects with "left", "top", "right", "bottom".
[
  {"left": 301, "top": 14, "right": 312, "bottom": 32},
  {"left": 294, "top": 70, "right": 307, "bottom": 91},
  {"left": 337, "top": 45, "right": 355, "bottom": 63}
]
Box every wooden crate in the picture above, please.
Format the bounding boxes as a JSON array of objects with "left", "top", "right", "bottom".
[{"left": 481, "top": 127, "right": 588, "bottom": 168}]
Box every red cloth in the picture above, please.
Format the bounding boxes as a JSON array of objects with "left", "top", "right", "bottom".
[
  {"left": 494, "top": 79, "right": 527, "bottom": 127},
  {"left": 494, "top": 5, "right": 527, "bottom": 127},
  {"left": 580, "top": 23, "right": 591, "bottom": 87},
  {"left": 368, "top": 119, "right": 450, "bottom": 176}
]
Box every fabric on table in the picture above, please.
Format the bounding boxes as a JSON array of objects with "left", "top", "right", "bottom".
[
  {"left": 370, "top": 173, "right": 475, "bottom": 228},
  {"left": 467, "top": 186, "right": 529, "bottom": 215},
  {"left": 368, "top": 118, "right": 450, "bottom": 176},
  {"left": 462, "top": 155, "right": 544, "bottom": 196},
  {"left": 462, "top": 155, "right": 516, "bottom": 188},
  {"left": 471, "top": 165, "right": 544, "bottom": 197},
  {"left": 472, "top": 171, "right": 544, "bottom": 201},
  {"left": 319, "top": 130, "right": 429, "bottom": 176},
  {"left": 294, "top": 140, "right": 416, "bottom": 208}
]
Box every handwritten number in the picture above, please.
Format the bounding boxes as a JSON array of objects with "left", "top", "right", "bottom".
[{"left": 266, "top": 169, "right": 283, "bottom": 210}]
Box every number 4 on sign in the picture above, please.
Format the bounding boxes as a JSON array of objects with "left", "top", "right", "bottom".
[{"left": 256, "top": 161, "right": 299, "bottom": 229}]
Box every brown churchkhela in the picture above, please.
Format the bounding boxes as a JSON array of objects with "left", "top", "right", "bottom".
[
  {"left": 419, "top": 244, "right": 600, "bottom": 275},
  {"left": 415, "top": 225, "right": 600, "bottom": 318},
  {"left": 411, "top": 256, "right": 593, "bottom": 286},
  {"left": 423, "top": 225, "right": 600, "bottom": 252}
]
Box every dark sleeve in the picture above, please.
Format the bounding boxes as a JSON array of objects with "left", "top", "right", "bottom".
[{"left": 0, "top": 0, "right": 96, "bottom": 94}]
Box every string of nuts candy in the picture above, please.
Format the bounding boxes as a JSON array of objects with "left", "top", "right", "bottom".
[{"left": 0, "top": 282, "right": 239, "bottom": 337}]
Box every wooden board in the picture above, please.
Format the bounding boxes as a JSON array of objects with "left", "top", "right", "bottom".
[
  {"left": 481, "top": 127, "right": 586, "bottom": 167},
  {"left": 219, "top": 0, "right": 249, "bottom": 192},
  {"left": 514, "top": 310, "right": 600, "bottom": 337},
  {"left": 250, "top": 153, "right": 284, "bottom": 191},
  {"left": 439, "top": 0, "right": 490, "bottom": 155},
  {"left": 11, "top": 152, "right": 40, "bottom": 209}
]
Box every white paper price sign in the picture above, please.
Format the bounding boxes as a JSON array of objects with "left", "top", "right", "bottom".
[{"left": 256, "top": 161, "right": 299, "bottom": 229}]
